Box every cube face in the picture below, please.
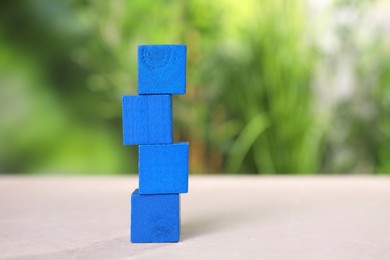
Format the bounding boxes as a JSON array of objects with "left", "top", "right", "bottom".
[
  {"left": 139, "top": 142, "right": 189, "bottom": 194},
  {"left": 122, "top": 95, "right": 172, "bottom": 145},
  {"left": 138, "top": 45, "right": 186, "bottom": 95},
  {"left": 131, "top": 189, "right": 180, "bottom": 243}
]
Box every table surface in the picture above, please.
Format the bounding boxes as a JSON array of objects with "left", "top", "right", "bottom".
[{"left": 1, "top": 175, "right": 390, "bottom": 260}]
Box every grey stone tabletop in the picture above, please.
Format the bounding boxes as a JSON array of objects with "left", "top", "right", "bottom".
[{"left": 1, "top": 175, "right": 390, "bottom": 260}]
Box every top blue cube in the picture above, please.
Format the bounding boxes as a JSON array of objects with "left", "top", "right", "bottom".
[{"left": 138, "top": 45, "right": 186, "bottom": 95}]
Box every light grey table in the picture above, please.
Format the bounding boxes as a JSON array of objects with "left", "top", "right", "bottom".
[{"left": 1, "top": 175, "right": 390, "bottom": 260}]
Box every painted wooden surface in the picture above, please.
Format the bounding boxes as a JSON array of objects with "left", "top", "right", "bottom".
[
  {"left": 138, "top": 45, "right": 186, "bottom": 95},
  {"left": 139, "top": 142, "right": 189, "bottom": 194},
  {"left": 131, "top": 189, "right": 180, "bottom": 243},
  {"left": 122, "top": 95, "right": 172, "bottom": 145}
]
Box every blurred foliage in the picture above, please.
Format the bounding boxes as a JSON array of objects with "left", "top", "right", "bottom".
[
  {"left": 207, "top": 1, "right": 322, "bottom": 173},
  {"left": 322, "top": 0, "right": 390, "bottom": 173},
  {"left": 0, "top": 0, "right": 389, "bottom": 174}
]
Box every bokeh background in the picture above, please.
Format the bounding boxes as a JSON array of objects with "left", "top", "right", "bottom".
[{"left": 1, "top": 0, "right": 389, "bottom": 174}]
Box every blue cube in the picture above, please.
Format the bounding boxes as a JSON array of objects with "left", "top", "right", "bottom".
[
  {"left": 139, "top": 142, "right": 189, "bottom": 194},
  {"left": 131, "top": 189, "right": 180, "bottom": 243},
  {"left": 138, "top": 45, "right": 186, "bottom": 95},
  {"left": 122, "top": 95, "right": 172, "bottom": 145}
]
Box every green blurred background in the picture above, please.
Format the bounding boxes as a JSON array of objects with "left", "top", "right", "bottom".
[{"left": 1, "top": 0, "right": 389, "bottom": 174}]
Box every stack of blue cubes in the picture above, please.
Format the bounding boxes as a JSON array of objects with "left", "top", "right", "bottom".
[{"left": 122, "top": 45, "right": 189, "bottom": 243}]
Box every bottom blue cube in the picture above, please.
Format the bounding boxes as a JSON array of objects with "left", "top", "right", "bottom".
[{"left": 131, "top": 189, "right": 180, "bottom": 243}]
